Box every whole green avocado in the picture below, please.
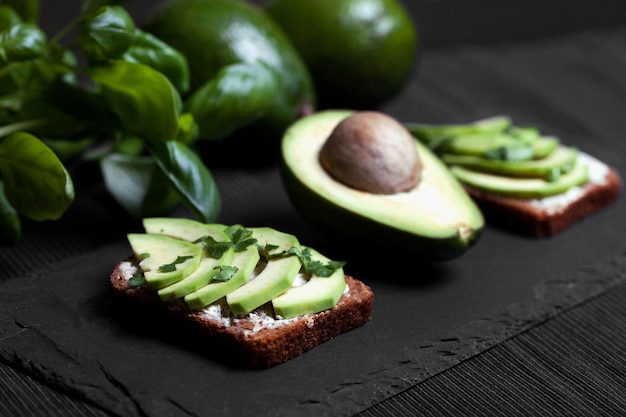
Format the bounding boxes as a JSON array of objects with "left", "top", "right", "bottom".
[{"left": 143, "top": 0, "right": 315, "bottom": 148}]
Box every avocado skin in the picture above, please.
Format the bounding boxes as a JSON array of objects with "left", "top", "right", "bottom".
[
  {"left": 280, "top": 161, "right": 482, "bottom": 262},
  {"left": 144, "top": 0, "right": 315, "bottom": 145}
]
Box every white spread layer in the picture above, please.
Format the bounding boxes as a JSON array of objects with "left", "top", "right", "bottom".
[
  {"left": 120, "top": 261, "right": 351, "bottom": 336},
  {"left": 120, "top": 261, "right": 139, "bottom": 279},
  {"left": 527, "top": 152, "right": 610, "bottom": 214}
]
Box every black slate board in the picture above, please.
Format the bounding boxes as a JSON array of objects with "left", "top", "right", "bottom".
[{"left": 2, "top": 1, "right": 626, "bottom": 416}]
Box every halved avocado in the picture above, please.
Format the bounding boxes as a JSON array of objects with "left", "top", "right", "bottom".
[{"left": 280, "top": 110, "right": 484, "bottom": 261}]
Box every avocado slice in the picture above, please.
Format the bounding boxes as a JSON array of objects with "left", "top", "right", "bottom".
[
  {"left": 227, "top": 227, "right": 302, "bottom": 315},
  {"left": 157, "top": 246, "right": 235, "bottom": 301},
  {"left": 451, "top": 162, "right": 589, "bottom": 199},
  {"left": 406, "top": 115, "right": 513, "bottom": 147},
  {"left": 127, "top": 233, "right": 203, "bottom": 290},
  {"left": 280, "top": 110, "right": 484, "bottom": 261},
  {"left": 143, "top": 217, "right": 225, "bottom": 242},
  {"left": 439, "top": 132, "right": 559, "bottom": 160},
  {"left": 184, "top": 242, "right": 261, "bottom": 309},
  {"left": 442, "top": 146, "right": 579, "bottom": 179},
  {"left": 272, "top": 248, "right": 346, "bottom": 319},
  {"left": 141, "top": 217, "right": 238, "bottom": 300}
]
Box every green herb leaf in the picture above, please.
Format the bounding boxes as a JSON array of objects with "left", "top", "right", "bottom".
[
  {"left": 306, "top": 259, "right": 346, "bottom": 277},
  {"left": 484, "top": 144, "right": 534, "bottom": 161},
  {"left": 263, "top": 245, "right": 346, "bottom": 277},
  {"left": 158, "top": 255, "right": 193, "bottom": 272},
  {"left": 78, "top": 5, "right": 135, "bottom": 61},
  {"left": 2, "top": 0, "right": 39, "bottom": 23},
  {"left": 263, "top": 243, "right": 280, "bottom": 258},
  {"left": 0, "top": 23, "right": 46, "bottom": 63},
  {"left": 148, "top": 140, "right": 220, "bottom": 223},
  {"left": 0, "top": 6, "right": 23, "bottom": 32},
  {"left": 212, "top": 265, "right": 238, "bottom": 282},
  {"left": 100, "top": 152, "right": 180, "bottom": 219},
  {"left": 226, "top": 225, "right": 257, "bottom": 252},
  {"left": 183, "top": 62, "right": 279, "bottom": 140},
  {"left": 88, "top": 60, "right": 181, "bottom": 143},
  {"left": 195, "top": 235, "right": 231, "bottom": 258},
  {"left": 0, "top": 132, "right": 74, "bottom": 221},
  {"left": 139, "top": 252, "right": 150, "bottom": 259},
  {"left": 128, "top": 273, "right": 145, "bottom": 287},
  {"left": 195, "top": 225, "right": 257, "bottom": 258},
  {"left": 121, "top": 28, "right": 190, "bottom": 94}
]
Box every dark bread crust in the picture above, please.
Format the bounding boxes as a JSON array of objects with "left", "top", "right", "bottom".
[
  {"left": 110, "top": 261, "right": 373, "bottom": 368},
  {"left": 465, "top": 167, "right": 621, "bottom": 237}
]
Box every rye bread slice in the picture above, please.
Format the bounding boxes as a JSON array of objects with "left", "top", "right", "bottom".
[
  {"left": 464, "top": 166, "right": 621, "bottom": 237},
  {"left": 110, "top": 260, "right": 374, "bottom": 368}
]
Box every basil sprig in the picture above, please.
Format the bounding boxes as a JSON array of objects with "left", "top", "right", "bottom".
[{"left": 0, "top": 0, "right": 220, "bottom": 242}]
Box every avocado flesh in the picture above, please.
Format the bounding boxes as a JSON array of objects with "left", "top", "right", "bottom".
[
  {"left": 227, "top": 227, "right": 302, "bottom": 316},
  {"left": 281, "top": 110, "right": 484, "bottom": 261},
  {"left": 142, "top": 218, "right": 238, "bottom": 300},
  {"left": 441, "top": 133, "right": 559, "bottom": 159},
  {"left": 406, "top": 116, "right": 513, "bottom": 146},
  {"left": 184, "top": 243, "right": 260, "bottom": 310},
  {"left": 143, "top": 217, "right": 228, "bottom": 243},
  {"left": 272, "top": 248, "right": 346, "bottom": 319},
  {"left": 442, "top": 146, "right": 579, "bottom": 179},
  {"left": 451, "top": 162, "right": 589, "bottom": 199},
  {"left": 157, "top": 247, "right": 235, "bottom": 301},
  {"left": 127, "top": 233, "right": 203, "bottom": 290}
]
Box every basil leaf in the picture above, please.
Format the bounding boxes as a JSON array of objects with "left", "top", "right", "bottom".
[
  {"left": 78, "top": 5, "right": 135, "bottom": 61},
  {"left": 121, "top": 29, "right": 190, "bottom": 94},
  {"left": 148, "top": 140, "right": 220, "bottom": 223},
  {"left": 100, "top": 152, "right": 180, "bottom": 218},
  {"left": 0, "top": 132, "right": 74, "bottom": 221},
  {"left": 0, "top": 179, "right": 20, "bottom": 241},
  {"left": 0, "top": 6, "right": 23, "bottom": 31},
  {"left": 184, "top": 62, "right": 279, "bottom": 140},
  {"left": 43, "top": 77, "right": 119, "bottom": 129},
  {"left": 1, "top": 0, "right": 38, "bottom": 23},
  {"left": 100, "top": 152, "right": 153, "bottom": 218},
  {"left": 88, "top": 60, "right": 181, "bottom": 142},
  {"left": 0, "top": 23, "right": 46, "bottom": 63}
]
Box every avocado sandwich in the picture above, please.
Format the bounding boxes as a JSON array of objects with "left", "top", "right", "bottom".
[
  {"left": 110, "top": 217, "right": 373, "bottom": 368},
  {"left": 408, "top": 116, "right": 622, "bottom": 237}
]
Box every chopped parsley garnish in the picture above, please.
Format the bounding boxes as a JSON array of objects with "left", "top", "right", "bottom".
[
  {"left": 195, "top": 225, "right": 258, "bottom": 258},
  {"left": 484, "top": 144, "right": 534, "bottom": 161},
  {"left": 128, "top": 273, "right": 146, "bottom": 287},
  {"left": 212, "top": 265, "right": 239, "bottom": 282},
  {"left": 196, "top": 235, "right": 231, "bottom": 258},
  {"left": 226, "top": 225, "right": 258, "bottom": 252},
  {"left": 264, "top": 245, "right": 346, "bottom": 277},
  {"left": 158, "top": 255, "right": 194, "bottom": 272},
  {"left": 139, "top": 252, "right": 150, "bottom": 260}
]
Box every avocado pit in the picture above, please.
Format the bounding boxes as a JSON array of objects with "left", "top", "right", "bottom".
[{"left": 319, "top": 111, "right": 422, "bottom": 194}]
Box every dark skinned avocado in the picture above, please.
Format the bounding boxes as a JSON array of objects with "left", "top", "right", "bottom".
[
  {"left": 280, "top": 110, "right": 484, "bottom": 261},
  {"left": 143, "top": 0, "right": 315, "bottom": 160}
]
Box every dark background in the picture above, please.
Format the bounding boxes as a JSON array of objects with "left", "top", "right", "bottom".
[{"left": 2, "top": 1, "right": 626, "bottom": 416}]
